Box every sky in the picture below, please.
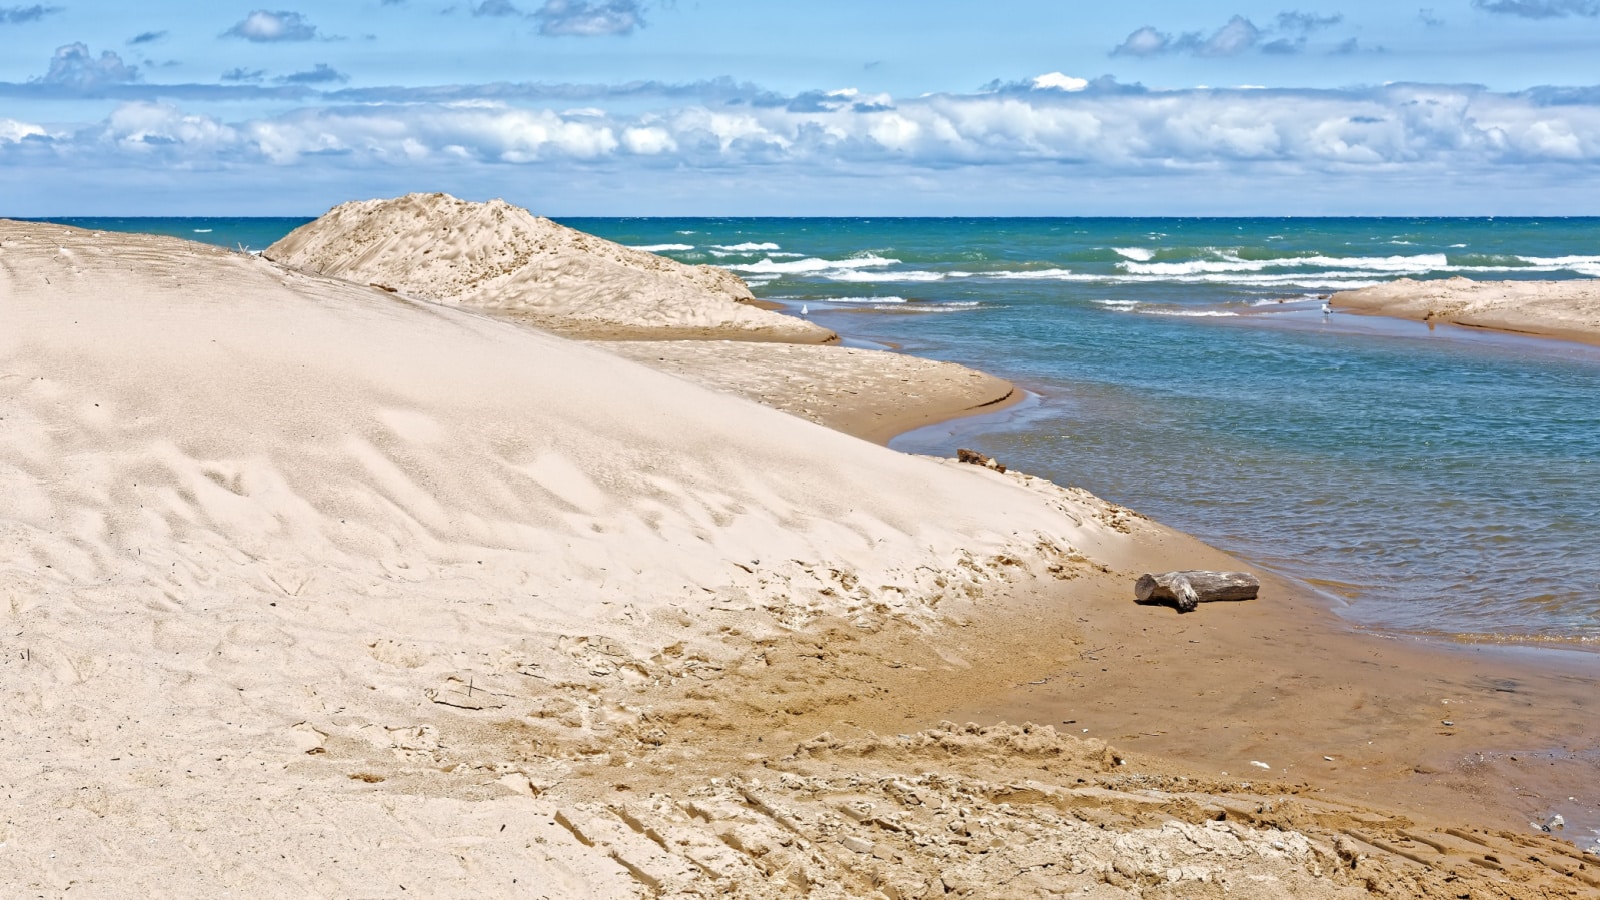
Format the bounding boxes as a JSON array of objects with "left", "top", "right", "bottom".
[{"left": 2, "top": 1, "right": 1600, "bottom": 215}]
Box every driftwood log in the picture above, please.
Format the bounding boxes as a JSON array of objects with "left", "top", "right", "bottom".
[{"left": 1135, "top": 571, "right": 1260, "bottom": 613}]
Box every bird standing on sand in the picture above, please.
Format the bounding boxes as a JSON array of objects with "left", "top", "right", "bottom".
[
  {"left": 1321, "top": 301, "right": 1332, "bottom": 316},
  {"left": 801, "top": 304, "right": 809, "bottom": 315}
]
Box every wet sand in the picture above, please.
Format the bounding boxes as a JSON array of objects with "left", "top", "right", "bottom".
[{"left": 941, "top": 522, "right": 1600, "bottom": 839}]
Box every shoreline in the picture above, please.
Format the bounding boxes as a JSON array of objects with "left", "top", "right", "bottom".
[{"left": 823, "top": 308, "right": 1600, "bottom": 841}]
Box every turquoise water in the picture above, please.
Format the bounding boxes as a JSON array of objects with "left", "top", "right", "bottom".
[{"left": 32, "top": 216, "right": 1600, "bottom": 643}]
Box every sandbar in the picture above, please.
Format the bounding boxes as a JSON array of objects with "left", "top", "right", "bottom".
[{"left": 1332, "top": 276, "right": 1600, "bottom": 347}]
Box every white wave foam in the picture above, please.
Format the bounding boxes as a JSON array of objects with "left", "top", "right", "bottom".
[
  {"left": 1121, "top": 253, "right": 1450, "bottom": 276},
  {"left": 990, "top": 268, "right": 1079, "bottom": 280},
  {"left": 1520, "top": 255, "right": 1600, "bottom": 276},
  {"left": 726, "top": 253, "right": 899, "bottom": 275},
  {"left": 1094, "top": 298, "right": 1237, "bottom": 317},
  {"left": 818, "top": 296, "right": 908, "bottom": 304},
  {"left": 712, "top": 242, "right": 781, "bottom": 252},
  {"left": 1112, "top": 247, "right": 1154, "bottom": 262},
  {"left": 824, "top": 269, "right": 949, "bottom": 283},
  {"left": 709, "top": 249, "right": 803, "bottom": 258},
  {"left": 1141, "top": 309, "right": 1240, "bottom": 317},
  {"left": 890, "top": 301, "right": 983, "bottom": 314},
  {"left": 631, "top": 243, "right": 694, "bottom": 252}
]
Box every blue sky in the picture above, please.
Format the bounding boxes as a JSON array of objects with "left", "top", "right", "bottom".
[{"left": 2, "top": 1, "right": 1599, "bottom": 214}]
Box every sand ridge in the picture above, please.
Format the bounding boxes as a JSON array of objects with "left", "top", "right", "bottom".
[{"left": 263, "top": 192, "right": 836, "bottom": 343}]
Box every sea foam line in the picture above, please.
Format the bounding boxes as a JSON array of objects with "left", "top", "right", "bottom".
[{"left": 726, "top": 253, "right": 900, "bottom": 275}]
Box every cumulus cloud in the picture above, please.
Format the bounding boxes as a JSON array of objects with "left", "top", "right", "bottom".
[
  {"left": 1276, "top": 11, "right": 1343, "bottom": 31},
  {"left": 277, "top": 64, "right": 348, "bottom": 84},
  {"left": 11, "top": 80, "right": 1598, "bottom": 179},
  {"left": 0, "top": 5, "right": 59, "bottom": 24},
  {"left": 533, "top": 0, "right": 644, "bottom": 36},
  {"left": 1473, "top": 0, "right": 1600, "bottom": 15},
  {"left": 1114, "top": 10, "right": 1354, "bottom": 57},
  {"left": 1111, "top": 26, "right": 1171, "bottom": 58},
  {"left": 0, "top": 117, "right": 49, "bottom": 142},
  {"left": 1032, "top": 72, "right": 1089, "bottom": 92},
  {"left": 1113, "top": 16, "right": 1262, "bottom": 57},
  {"left": 39, "top": 43, "right": 139, "bottom": 88},
  {"left": 224, "top": 10, "right": 320, "bottom": 42}
]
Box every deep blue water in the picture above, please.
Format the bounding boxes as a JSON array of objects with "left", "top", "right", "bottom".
[{"left": 31, "top": 215, "right": 1600, "bottom": 643}]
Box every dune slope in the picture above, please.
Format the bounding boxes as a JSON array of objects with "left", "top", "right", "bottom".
[
  {"left": 0, "top": 221, "right": 1109, "bottom": 894},
  {"left": 263, "top": 192, "right": 835, "bottom": 342}
]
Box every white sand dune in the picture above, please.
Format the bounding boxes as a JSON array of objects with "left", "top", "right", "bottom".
[
  {"left": 0, "top": 221, "right": 1133, "bottom": 895},
  {"left": 264, "top": 192, "right": 835, "bottom": 342}
]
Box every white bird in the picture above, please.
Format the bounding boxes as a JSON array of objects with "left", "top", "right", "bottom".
[
  {"left": 1321, "top": 301, "right": 1332, "bottom": 316},
  {"left": 801, "top": 304, "right": 809, "bottom": 315}
]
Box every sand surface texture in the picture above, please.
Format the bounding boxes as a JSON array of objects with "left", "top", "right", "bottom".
[
  {"left": 1333, "top": 276, "right": 1600, "bottom": 345},
  {"left": 263, "top": 192, "right": 835, "bottom": 343},
  {"left": 2, "top": 221, "right": 1592, "bottom": 898},
  {"left": 605, "top": 340, "right": 1015, "bottom": 444}
]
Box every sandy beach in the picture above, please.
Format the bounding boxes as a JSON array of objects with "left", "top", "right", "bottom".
[
  {"left": 3, "top": 206, "right": 1598, "bottom": 898},
  {"left": 605, "top": 340, "right": 1017, "bottom": 445},
  {"left": 1332, "top": 276, "right": 1600, "bottom": 346}
]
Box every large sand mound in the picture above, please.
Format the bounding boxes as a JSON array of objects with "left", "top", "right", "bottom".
[
  {"left": 0, "top": 221, "right": 1107, "bottom": 893},
  {"left": 263, "top": 192, "right": 835, "bottom": 342}
]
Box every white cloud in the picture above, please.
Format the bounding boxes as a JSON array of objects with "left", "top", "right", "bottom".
[
  {"left": 103, "top": 102, "right": 237, "bottom": 150},
  {"left": 40, "top": 43, "right": 138, "bottom": 88},
  {"left": 8, "top": 83, "right": 1600, "bottom": 213},
  {"left": 1200, "top": 16, "right": 1262, "bottom": 56},
  {"left": 224, "top": 10, "right": 319, "bottom": 42},
  {"left": 621, "top": 125, "right": 675, "bottom": 154},
  {"left": 1032, "top": 72, "right": 1088, "bottom": 92},
  {"left": 1112, "top": 26, "right": 1171, "bottom": 57},
  {"left": 0, "top": 117, "right": 48, "bottom": 142}
]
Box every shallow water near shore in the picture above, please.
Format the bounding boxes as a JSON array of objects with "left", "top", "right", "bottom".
[{"left": 41, "top": 214, "right": 1600, "bottom": 645}]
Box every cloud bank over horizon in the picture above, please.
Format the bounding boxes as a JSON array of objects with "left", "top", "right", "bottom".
[
  {"left": 4, "top": 66, "right": 1599, "bottom": 214},
  {"left": 3, "top": 3, "right": 1600, "bottom": 214}
]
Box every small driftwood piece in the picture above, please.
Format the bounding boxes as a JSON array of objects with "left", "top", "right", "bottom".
[
  {"left": 956, "top": 448, "right": 1006, "bottom": 473},
  {"left": 1135, "top": 571, "right": 1260, "bottom": 613}
]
